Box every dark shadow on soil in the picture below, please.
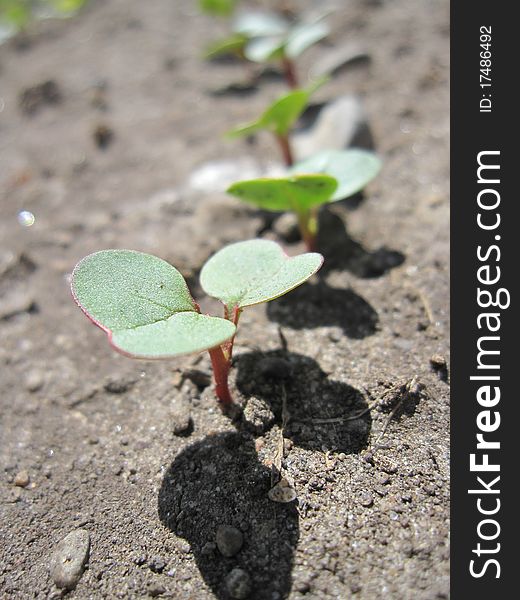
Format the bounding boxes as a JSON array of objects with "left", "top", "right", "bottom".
[
  {"left": 267, "top": 280, "right": 378, "bottom": 339},
  {"left": 235, "top": 350, "right": 372, "bottom": 453},
  {"left": 316, "top": 210, "right": 405, "bottom": 278},
  {"left": 158, "top": 432, "right": 298, "bottom": 600}
]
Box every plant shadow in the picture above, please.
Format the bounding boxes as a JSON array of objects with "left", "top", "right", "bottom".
[
  {"left": 317, "top": 209, "right": 405, "bottom": 278},
  {"left": 158, "top": 432, "right": 298, "bottom": 599},
  {"left": 235, "top": 350, "right": 372, "bottom": 454},
  {"left": 267, "top": 279, "right": 378, "bottom": 339}
]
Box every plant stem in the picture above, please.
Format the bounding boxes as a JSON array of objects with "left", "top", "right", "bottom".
[
  {"left": 208, "top": 345, "right": 232, "bottom": 405},
  {"left": 281, "top": 55, "right": 298, "bottom": 89},
  {"left": 296, "top": 208, "right": 318, "bottom": 251},
  {"left": 275, "top": 133, "right": 294, "bottom": 167}
]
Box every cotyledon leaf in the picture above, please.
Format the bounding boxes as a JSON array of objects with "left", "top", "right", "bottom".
[
  {"left": 199, "top": 239, "right": 323, "bottom": 309},
  {"left": 71, "top": 250, "right": 235, "bottom": 357},
  {"left": 227, "top": 174, "right": 337, "bottom": 212},
  {"left": 290, "top": 149, "right": 381, "bottom": 201}
]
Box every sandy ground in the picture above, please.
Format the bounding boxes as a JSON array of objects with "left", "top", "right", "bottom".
[{"left": 0, "top": 0, "right": 450, "bottom": 598}]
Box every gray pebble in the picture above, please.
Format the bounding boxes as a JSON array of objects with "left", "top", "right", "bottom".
[
  {"left": 216, "top": 525, "right": 243, "bottom": 558},
  {"left": 358, "top": 491, "right": 373, "bottom": 507},
  {"left": 225, "top": 568, "right": 252, "bottom": 599},
  {"left": 24, "top": 370, "right": 44, "bottom": 392},
  {"left": 50, "top": 529, "right": 90, "bottom": 590}
]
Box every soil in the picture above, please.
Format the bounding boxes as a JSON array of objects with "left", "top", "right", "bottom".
[{"left": 0, "top": 0, "right": 450, "bottom": 598}]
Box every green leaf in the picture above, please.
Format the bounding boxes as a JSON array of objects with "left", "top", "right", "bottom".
[
  {"left": 200, "top": 239, "right": 323, "bottom": 309},
  {"left": 204, "top": 33, "right": 247, "bottom": 59},
  {"left": 243, "top": 35, "right": 284, "bottom": 63},
  {"left": 228, "top": 89, "right": 310, "bottom": 138},
  {"left": 71, "top": 250, "right": 235, "bottom": 357},
  {"left": 227, "top": 174, "right": 337, "bottom": 212},
  {"left": 0, "top": 0, "right": 31, "bottom": 29},
  {"left": 285, "top": 21, "right": 329, "bottom": 59},
  {"left": 50, "top": 0, "right": 87, "bottom": 14},
  {"left": 233, "top": 10, "right": 288, "bottom": 37},
  {"left": 199, "top": 0, "right": 237, "bottom": 17},
  {"left": 291, "top": 149, "right": 381, "bottom": 201}
]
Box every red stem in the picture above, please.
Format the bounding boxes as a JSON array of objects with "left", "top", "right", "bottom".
[
  {"left": 297, "top": 209, "right": 317, "bottom": 251},
  {"left": 276, "top": 133, "right": 294, "bottom": 167},
  {"left": 208, "top": 345, "right": 232, "bottom": 406},
  {"left": 281, "top": 56, "right": 298, "bottom": 89}
]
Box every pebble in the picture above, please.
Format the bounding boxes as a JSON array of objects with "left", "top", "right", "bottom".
[
  {"left": 216, "top": 525, "right": 244, "bottom": 558},
  {"left": 358, "top": 491, "right": 373, "bottom": 507},
  {"left": 14, "top": 470, "right": 30, "bottom": 487},
  {"left": 24, "top": 370, "right": 44, "bottom": 392},
  {"left": 147, "top": 584, "right": 166, "bottom": 597},
  {"left": 50, "top": 529, "right": 90, "bottom": 590},
  {"left": 225, "top": 568, "right": 252, "bottom": 599}
]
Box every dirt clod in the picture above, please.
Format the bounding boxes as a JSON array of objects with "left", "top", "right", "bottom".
[
  {"left": 225, "top": 568, "right": 252, "bottom": 599},
  {"left": 216, "top": 525, "right": 244, "bottom": 558}
]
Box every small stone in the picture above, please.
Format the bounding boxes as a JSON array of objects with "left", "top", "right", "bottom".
[
  {"left": 358, "top": 491, "right": 373, "bottom": 507},
  {"left": 430, "top": 354, "right": 448, "bottom": 381},
  {"left": 225, "top": 568, "right": 252, "bottom": 599},
  {"left": 14, "top": 470, "right": 30, "bottom": 487},
  {"left": 216, "top": 525, "right": 244, "bottom": 558},
  {"left": 24, "top": 370, "right": 44, "bottom": 392},
  {"left": 50, "top": 529, "right": 90, "bottom": 590},
  {"left": 147, "top": 584, "right": 166, "bottom": 597},
  {"left": 104, "top": 375, "right": 136, "bottom": 394}
]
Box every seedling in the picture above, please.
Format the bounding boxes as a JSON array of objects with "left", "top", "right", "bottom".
[
  {"left": 0, "top": 0, "right": 87, "bottom": 37},
  {"left": 198, "top": 0, "right": 238, "bottom": 18},
  {"left": 206, "top": 10, "right": 329, "bottom": 88},
  {"left": 71, "top": 240, "right": 322, "bottom": 407},
  {"left": 227, "top": 79, "right": 325, "bottom": 166},
  {"left": 227, "top": 149, "right": 381, "bottom": 250}
]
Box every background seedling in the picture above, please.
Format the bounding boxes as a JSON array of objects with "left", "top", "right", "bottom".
[
  {"left": 227, "top": 149, "right": 381, "bottom": 250},
  {"left": 71, "top": 240, "right": 322, "bottom": 407},
  {"left": 198, "top": 0, "right": 238, "bottom": 18},
  {"left": 227, "top": 79, "right": 325, "bottom": 166},
  {"left": 0, "top": 0, "right": 87, "bottom": 39},
  {"left": 206, "top": 10, "right": 329, "bottom": 88}
]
